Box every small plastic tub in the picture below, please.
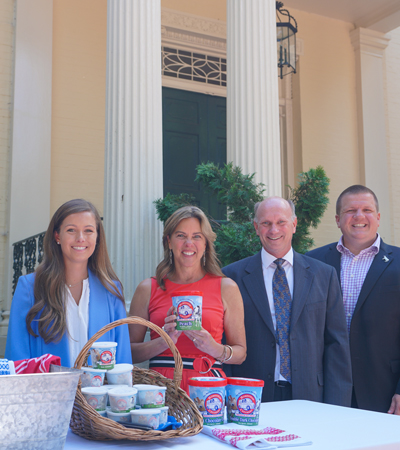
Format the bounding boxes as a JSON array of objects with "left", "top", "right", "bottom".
[
  {"left": 81, "top": 367, "right": 107, "bottom": 388},
  {"left": 134, "top": 384, "right": 167, "bottom": 408},
  {"left": 98, "top": 409, "right": 107, "bottom": 417},
  {"left": 159, "top": 406, "right": 169, "bottom": 425},
  {"left": 81, "top": 386, "right": 108, "bottom": 411},
  {"left": 130, "top": 408, "right": 160, "bottom": 430},
  {"left": 90, "top": 341, "right": 118, "bottom": 370},
  {"left": 106, "top": 363, "right": 133, "bottom": 386},
  {"left": 106, "top": 409, "right": 132, "bottom": 423},
  {"left": 188, "top": 377, "right": 227, "bottom": 426},
  {"left": 172, "top": 291, "right": 203, "bottom": 331},
  {"left": 226, "top": 377, "right": 264, "bottom": 426},
  {"left": 108, "top": 386, "right": 137, "bottom": 412}
]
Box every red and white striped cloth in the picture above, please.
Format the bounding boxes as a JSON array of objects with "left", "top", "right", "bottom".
[
  {"left": 14, "top": 354, "right": 61, "bottom": 374},
  {"left": 202, "top": 423, "right": 312, "bottom": 449}
]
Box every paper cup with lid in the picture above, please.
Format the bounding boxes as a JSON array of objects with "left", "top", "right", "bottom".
[
  {"left": 172, "top": 290, "right": 203, "bottom": 331},
  {"left": 226, "top": 377, "right": 264, "bottom": 426},
  {"left": 188, "top": 377, "right": 227, "bottom": 426},
  {"left": 81, "top": 367, "right": 107, "bottom": 387},
  {"left": 130, "top": 409, "right": 160, "bottom": 430},
  {"left": 81, "top": 386, "right": 108, "bottom": 411},
  {"left": 90, "top": 341, "right": 117, "bottom": 369},
  {"left": 134, "top": 384, "right": 167, "bottom": 408},
  {"left": 106, "top": 409, "right": 132, "bottom": 423},
  {"left": 108, "top": 386, "right": 138, "bottom": 413},
  {"left": 107, "top": 363, "right": 133, "bottom": 386}
]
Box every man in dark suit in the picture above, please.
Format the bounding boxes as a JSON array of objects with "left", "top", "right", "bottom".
[
  {"left": 223, "top": 197, "right": 352, "bottom": 405},
  {"left": 307, "top": 185, "right": 400, "bottom": 414}
]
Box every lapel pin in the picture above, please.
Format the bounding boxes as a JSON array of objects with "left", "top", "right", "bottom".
[{"left": 382, "top": 256, "right": 389, "bottom": 263}]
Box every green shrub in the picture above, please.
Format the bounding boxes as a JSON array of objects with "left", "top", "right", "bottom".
[{"left": 154, "top": 163, "right": 330, "bottom": 265}]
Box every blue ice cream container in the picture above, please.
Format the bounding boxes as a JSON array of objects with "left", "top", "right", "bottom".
[
  {"left": 226, "top": 377, "right": 264, "bottom": 426},
  {"left": 172, "top": 290, "right": 203, "bottom": 331},
  {"left": 188, "top": 377, "right": 227, "bottom": 426}
]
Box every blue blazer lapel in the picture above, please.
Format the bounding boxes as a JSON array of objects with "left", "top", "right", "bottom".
[
  {"left": 354, "top": 240, "right": 394, "bottom": 315},
  {"left": 242, "top": 252, "right": 275, "bottom": 335},
  {"left": 324, "top": 244, "right": 341, "bottom": 282},
  {"left": 291, "top": 252, "right": 314, "bottom": 330}
]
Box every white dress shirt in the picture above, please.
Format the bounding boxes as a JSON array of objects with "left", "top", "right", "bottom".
[
  {"left": 261, "top": 247, "right": 294, "bottom": 382},
  {"left": 66, "top": 279, "right": 90, "bottom": 367}
]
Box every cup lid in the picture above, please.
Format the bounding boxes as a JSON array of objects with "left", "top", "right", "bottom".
[
  {"left": 188, "top": 377, "right": 227, "bottom": 387},
  {"left": 172, "top": 291, "right": 203, "bottom": 297},
  {"left": 226, "top": 377, "right": 264, "bottom": 387}
]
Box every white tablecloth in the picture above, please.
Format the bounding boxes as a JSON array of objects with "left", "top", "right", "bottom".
[{"left": 65, "top": 400, "right": 400, "bottom": 450}]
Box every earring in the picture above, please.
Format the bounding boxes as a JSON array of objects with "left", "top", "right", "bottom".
[
  {"left": 203, "top": 252, "right": 206, "bottom": 266},
  {"left": 57, "top": 241, "right": 60, "bottom": 245},
  {"left": 169, "top": 249, "right": 173, "bottom": 265}
]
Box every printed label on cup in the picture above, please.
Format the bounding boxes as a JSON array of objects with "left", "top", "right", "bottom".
[{"left": 172, "top": 291, "right": 202, "bottom": 331}]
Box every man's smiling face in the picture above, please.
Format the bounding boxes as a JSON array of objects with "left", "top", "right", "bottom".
[
  {"left": 335, "top": 192, "right": 380, "bottom": 255},
  {"left": 254, "top": 197, "right": 297, "bottom": 259}
]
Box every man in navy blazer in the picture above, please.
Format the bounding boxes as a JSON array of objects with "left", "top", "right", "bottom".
[
  {"left": 307, "top": 185, "right": 400, "bottom": 414},
  {"left": 223, "top": 197, "right": 352, "bottom": 405}
]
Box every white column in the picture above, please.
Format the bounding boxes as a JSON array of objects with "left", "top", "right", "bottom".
[
  {"left": 104, "top": 0, "right": 163, "bottom": 307},
  {"left": 3, "top": 0, "right": 53, "bottom": 344},
  {"left": 350, "top": 28, "right": 391, "bottom": 241},
  {"left": 227, "top": 0, "right": 281, "bottom": 196}
]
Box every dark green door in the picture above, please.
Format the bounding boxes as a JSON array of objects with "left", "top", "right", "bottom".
[{"left": 162, "top": 87, "right": 226, "bottom": 220}]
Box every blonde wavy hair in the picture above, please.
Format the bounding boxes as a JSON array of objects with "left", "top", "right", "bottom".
[{"left": 155, "top": 206, "right": 224, "bottom": 289}]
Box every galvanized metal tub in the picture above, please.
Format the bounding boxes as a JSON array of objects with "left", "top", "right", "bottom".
[{"left": 0, "top": 365, "right": 82, "bottom": 450}]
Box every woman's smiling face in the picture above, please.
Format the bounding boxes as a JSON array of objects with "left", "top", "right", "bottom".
[
  {"left": 167, "top": 217, "right": 207, "bottom": 271},
  {"left": 54, "top": 211, "right": 98, "bottom": 267}
]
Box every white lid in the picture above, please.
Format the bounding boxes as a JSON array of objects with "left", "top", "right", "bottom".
[
  {"left": 83, "top": 367, "right": 107, "bottom": 374},
  {"left": 102, "top": 384, "right": 128, "bottom": 391},
  {"left": 81, "top": 386, "right": 108, "bottom": 395},
  {"left": 90, "top": 341, "right": 118, "bottom": 349},
  {"left": 133, "top": 384, "right": 166, "bottom": 391},
  {"left": 107, "top": 363, "right": 134, "bottom": 374},
  {"left": 108, "top": 387, "right": 138, "bottom": 396},
  {"left": 130, "top": 409, "right": 161, "bottom": 416}
]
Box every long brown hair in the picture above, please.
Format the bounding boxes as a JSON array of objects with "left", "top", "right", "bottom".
[
  {"left": 155, "top": 206, "right": 224, "bottom": 289},
  {"left": 26, "top": 199, "right": 124, "bottom": 343}
]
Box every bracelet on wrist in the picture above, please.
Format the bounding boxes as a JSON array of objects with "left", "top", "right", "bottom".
[{"left": 216, "top": 344, "right": 233, "bottom": 363}]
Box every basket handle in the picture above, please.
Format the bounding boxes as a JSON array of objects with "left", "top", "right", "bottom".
[{"left": 73, "top": 316, "right": 183, "bottom": 387}]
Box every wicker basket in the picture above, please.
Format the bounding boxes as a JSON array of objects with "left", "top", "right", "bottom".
[{"left": 70, "top": 316, "right": 203, "bottom": 441}]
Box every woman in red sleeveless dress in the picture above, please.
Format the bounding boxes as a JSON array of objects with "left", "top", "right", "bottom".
[{"left": 128, "top": 206, "right": 246, "bottom": 393}]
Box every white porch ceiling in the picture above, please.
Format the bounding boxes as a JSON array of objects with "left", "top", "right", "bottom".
[{"left": 282, "top": 0, "right": 400, "bottom": 32}]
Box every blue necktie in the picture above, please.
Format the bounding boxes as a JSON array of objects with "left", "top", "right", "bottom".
[{"left": 272, "top": 258, "right": 292, "bottom": 383}]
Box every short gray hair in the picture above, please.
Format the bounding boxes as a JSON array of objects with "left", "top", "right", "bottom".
[{"left": 254, "top": 198, "right": 296, "bottom": 223}]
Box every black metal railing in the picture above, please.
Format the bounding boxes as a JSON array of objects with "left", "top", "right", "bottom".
[{"left": 12, "top": 232, "right": 45, "bottom": 295}]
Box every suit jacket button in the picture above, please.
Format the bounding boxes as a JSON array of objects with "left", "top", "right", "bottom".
[
  {"left": 271, "top": 342, "right": 275, "bottom": 347},
  {"left": 268, "top": 374, "right": 272, "bottom": 379}
]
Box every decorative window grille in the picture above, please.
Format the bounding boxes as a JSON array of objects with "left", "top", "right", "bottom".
[{"left": 162, "top": 46, "right": 226, "bottom": 87}]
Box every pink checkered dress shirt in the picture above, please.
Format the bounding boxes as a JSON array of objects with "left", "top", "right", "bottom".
[{"left": 337, "top": 234, "right": 380, "bottom": 333}]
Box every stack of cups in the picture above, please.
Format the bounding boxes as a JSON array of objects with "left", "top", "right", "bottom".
[{"left": 131, "top": 384, "right": 168, "bottom": 430}]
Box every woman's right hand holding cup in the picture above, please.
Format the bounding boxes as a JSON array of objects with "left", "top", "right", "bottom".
[{"left": 163, "top": 306, "right": 182, "bottom": 345}]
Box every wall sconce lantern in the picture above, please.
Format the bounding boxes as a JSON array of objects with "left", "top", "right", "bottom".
[{"left": 276, "top": 1, "right": 298, "bottom": 79}]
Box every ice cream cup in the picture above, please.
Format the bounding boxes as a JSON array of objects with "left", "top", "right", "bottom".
[
  {"left": 159, "top": 406, "right": 169, "bottom": 425},
  {"left": 81, "top": 367, "right": 107, "bottom": 388},
  {"left": 226, "top": 377, "right": 264, "bottom": 426},
  {"left": 188, "top": 377, "right": 226, "bottom": 426},
  {"left": 108, "top": 386, "right": 138, "bottom": 413},
  {"left": 172, "top": 291, "right": 203, "bottom": 331},
  {"left": 130, "top": 408, "right": 160, "bottom": 430},
  {"left": 90, "top": 341, "right": 117, "bottom": 370},
  {"left": 81, "top": 386, "right": 108, "bottom": 412},
  {"left": 106, "top": 409, "right": 132, "bottom": 423},
  {"left": 106, "top": 363, "right": 133, "bottom": 386},
  {"left": 134, "top": 384, "right": 166, "bottom": 408}
]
